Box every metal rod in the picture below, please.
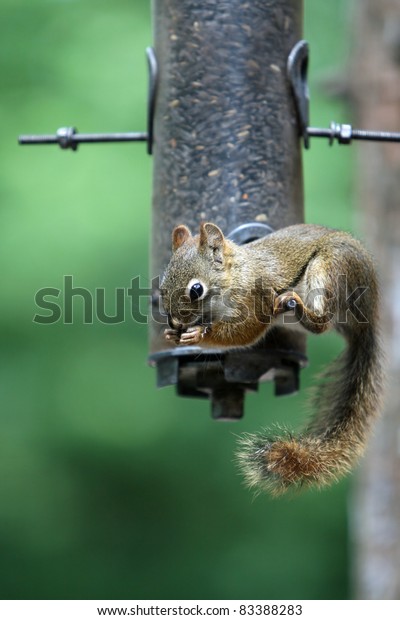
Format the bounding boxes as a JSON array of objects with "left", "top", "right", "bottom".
[
  {"left": 18, "top": 128, "right": 148, "bottom": 150},
  {"left": 307, "top": 123, "right": 400, "bottom": 145},
  {"left": 351, "top": 129, "right": 400, "bottom": 142}
]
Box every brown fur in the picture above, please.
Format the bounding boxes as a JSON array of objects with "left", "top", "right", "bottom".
[{"left": 161, "top": 222, "right": 384, "bottom": 495}]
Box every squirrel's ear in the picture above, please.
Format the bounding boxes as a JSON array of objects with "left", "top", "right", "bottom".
[
  {"left": 199, "top": 223, "right": 225, "bottom": 262},
  {"left": 172, "top": 225, "right": 192, "bottom": 252}
]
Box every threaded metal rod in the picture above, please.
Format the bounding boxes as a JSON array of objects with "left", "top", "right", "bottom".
[
  {"left": 350, "top": 129, "right": 400, "bottom": 142},
  {"left": 19, "top": 124, "right": 400, "bottom": 152},
  {"left": 18, "top": 128, "right": 148, "bottom": 150},
  {"left": 307, "top": 123, "right": 400, "bottom": 145}
]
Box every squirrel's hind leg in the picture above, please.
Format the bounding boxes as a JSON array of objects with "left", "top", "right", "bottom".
[
  {"left": 274, "top": 254, "right": 337, "bottom": 335},
  {"left": 274, "top": 291, "right": 332, "bottom": 334}
]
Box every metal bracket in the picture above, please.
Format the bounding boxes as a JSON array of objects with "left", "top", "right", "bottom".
[
  {"left": 145, "top": 47, "right": 158, "bottom": 154},
  {"left": 227, "top": 222, "right": 274, "bottom": 245},
  {"left": 20, "top": 38, "right": 400, "bottom": 153},
  {"left": 288, "top": 40, "right": 400, "bottom": 148},
  {"left": 287, "top": 40, "right": 310, "bottom": 148},
  {"left": 18, "top": 47, "right": 158, "bottom": 154}
]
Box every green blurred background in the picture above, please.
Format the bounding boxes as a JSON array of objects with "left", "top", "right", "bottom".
[{"left": 1, "top": 0, "right": 356, "bottom": 600}]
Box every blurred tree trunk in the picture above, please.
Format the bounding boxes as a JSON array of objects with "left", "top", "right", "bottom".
[{"left": 350, "top": 0, "right": 400, "bottom": 600}]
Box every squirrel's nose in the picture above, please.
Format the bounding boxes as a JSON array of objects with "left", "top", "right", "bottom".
[{"left": 167, "top": 314, "right": 182, "bottom": 330}]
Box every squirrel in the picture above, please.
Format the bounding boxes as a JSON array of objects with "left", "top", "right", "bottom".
[{"left": 160, "top": 222, "right": 384, "bottom": 496}]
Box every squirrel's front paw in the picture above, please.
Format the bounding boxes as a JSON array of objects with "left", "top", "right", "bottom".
[
  {"left": 164, "top": 328, "right": 181, "bottom": 345},
  {"left": 179, "top": 325, "right": 207, "bottom": 345},
  {"left": 273, "top": 292, "right": 302, "bottom": 316}
]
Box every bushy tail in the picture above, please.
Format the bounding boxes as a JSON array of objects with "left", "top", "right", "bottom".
[{"left": 237, "top": 327, "right": 384, "bottom": 496}]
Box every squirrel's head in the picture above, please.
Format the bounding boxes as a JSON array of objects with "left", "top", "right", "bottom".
[{"left": 161, "top": 222, "right": 234, "bottom": 331}]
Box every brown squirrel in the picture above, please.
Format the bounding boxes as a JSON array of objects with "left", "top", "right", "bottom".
[{"left": 161, "top": 222, "right": 384, "bottom": 495}]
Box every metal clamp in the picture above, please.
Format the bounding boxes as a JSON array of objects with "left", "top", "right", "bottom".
[
  {"left": 288, "top": 41, "right": 400, "bottom": 148},
  {"left": 18, "top": 48, "right": 158, "bottom": 154},
  {"left": 287, "top": 40, "right": 310, "bottom": 148},
  {"left": 146, "top": 47, "right": 158, "bottom": 154}
]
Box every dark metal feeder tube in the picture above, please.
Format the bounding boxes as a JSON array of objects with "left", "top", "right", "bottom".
[{"left": 149, "top": 0, "right": 307, "bottom": 418}]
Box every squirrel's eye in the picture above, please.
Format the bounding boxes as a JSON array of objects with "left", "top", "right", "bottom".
[
  {"left": 187, "top": 279, "right": 207, "bottom": 302},
  {"left": 189, "top": 282, "right": 204, "bottom": 301}
]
